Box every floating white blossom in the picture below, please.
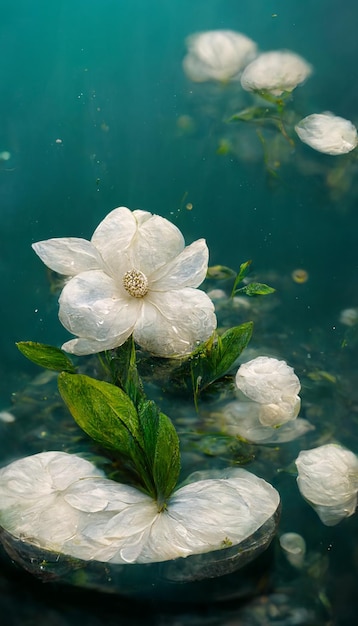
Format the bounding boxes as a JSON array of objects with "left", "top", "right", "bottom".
[
  {"left": 235, "top": 356, "right": 301, "bottom": 426},
  {"left": 295, "top": 112, "right": 358, "bottom": 155},
  {"left": 339, "top": 307, "right": 358, "bottom": 327},
  {"left": 221, "top": 401, "right": 313, "bottom": 444},
  {"left": 240, "top": 50, "right": 312, "bottom": 96},
  {"left": 279, "top": 532, "right": 306, "bottom": 568},
  {"left": 32, "top": 207, "right": 216, "bottom": 357},
  {"left": 0, "top": 452, "right": 280, "bottom": 564},
  {"left": 295, "top": 444, "right": 358, "bottom": 526},
  {"left": 0, "top": 410, "right": 15, "bottom": 423},
  {"left": 183, "top": 30, "right": 257, "bottom": 83}
]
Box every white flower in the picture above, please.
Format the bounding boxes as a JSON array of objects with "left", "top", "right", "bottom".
[
  {"left": 295, "top": 444, "right": 358, "bottom": 526},
  {"left": 240, "top": 50, "right": 312, "bottom": 96},
  {"left": 32, "top": 207, "right": 217, "bottom": 357},
  {"left": 279, "top": 532, "right": 306, "bottom": 568},
  {"left": 221, "top": 401, "right": 313, "bottom": 444},
  {"left": 183, "top": 30, "right": 257, "bottom": 83},
  {"left": 235, "top": 356, "right": 301, "bottom": 426},
  {"left": 0, "top": 453, "right": 280, "bottom": 564},
  {"left": 295, "top": 112, "right": 358, "bottom": 155},
  {"left": 0, "top": 451, "right": 104, "bottom": 548}
]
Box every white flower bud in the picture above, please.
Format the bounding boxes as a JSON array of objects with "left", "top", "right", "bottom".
[
  {"left": 235, "top": 356, "right": 301, "bottom": 426},
  {"left": 295, "top": 113, "right": 358, "bottom": 155},
  {"left": 295, "top": 444, "right": 358, "bottom": 525},
  {"left": 183, "top": 30, "right": 257, "bottom": 83},
  {"left": 279, "top": 532, "right": 306, "bottom": 568},
  {"left": 240, "top": 50, "right": 312, "bottom": 96}
]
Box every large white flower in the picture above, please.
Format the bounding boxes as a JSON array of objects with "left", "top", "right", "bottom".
[
  {"left": 0, "top": 452, "right": 280, "bottom": 564},
  {"left": 32, "top": 207, "right": 217, "bottom": 357},
  {"left": 240, "top": 50, "right": 312, "bottom": 96},
  {"left": 295, "top": 444, "right": 358, "bottom": 526},
  {"left": 235, "top": 356, "right": 301, "bottom": 426},
  {"left": 183, "top": 30, "right": 257, "bottom": 83},
  {"left": 295, "top": 112, "right": 358, "bottom": 155}
]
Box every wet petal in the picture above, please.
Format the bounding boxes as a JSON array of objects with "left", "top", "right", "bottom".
[
  {"left": 149, "top": 239, "right": 209, "bottom": 289},
  {"left": 91, "top": 207, "right": 138, "bottom": 276},
  {"left": 130, "top": 213, "right": 185, "bottom": 276},
  {"left": 134, "top": 288, "right": 216, "bottom": 356},
  {"left": 32, "top": 238, "right": 102, "bottom": 275},
  {"left": 58, "top": 270, "right": 140, "bottom": 353}
]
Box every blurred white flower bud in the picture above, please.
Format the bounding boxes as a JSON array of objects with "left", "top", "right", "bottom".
[
  {"left": 339, "top": 307, "right": 358, "bottom": 327},
  {"left": 183, "top": 30, "right": 257, "bottom": 83},
  {"left": 241, "top": 50, "right": 312, "bottom": 96},
  {"left": 296, "top": 444, "right": 358, "bottom": 526},
  {"left": 279, "top": 532, "right": 306, "bottom": 568},
  {"left": 235, "top": 356, "right": 301, "bottom": 426},
  {"left": 295, "top": 113, "right": 358, "bottom": 155}
]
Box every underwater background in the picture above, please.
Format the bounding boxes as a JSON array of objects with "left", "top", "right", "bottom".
[{"left": 1, "top": 1, "right": 358, "bottom": 624}]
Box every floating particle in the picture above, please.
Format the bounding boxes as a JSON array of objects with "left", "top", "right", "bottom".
[
  {"left": 0, "top": 150, "right": 11, "bottom": 160},
  {"left": 185, "top": 202, "right": 193, "bottom": 210},
  {"left": 55, "top": 138, "right": 63, "bottom": 144},
  {"left": 291, "top": 268, "right": 309, "bottom": 284}
]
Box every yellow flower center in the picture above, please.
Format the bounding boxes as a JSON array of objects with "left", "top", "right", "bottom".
[{"left": 122, "top": 269, "right": 149, "bottom": 298}]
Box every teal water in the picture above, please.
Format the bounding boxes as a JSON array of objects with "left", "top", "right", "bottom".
[{"left": 1, "top": 1, "right": 358, "bottom": 624}]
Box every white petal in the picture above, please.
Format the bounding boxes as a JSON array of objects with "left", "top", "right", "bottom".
[
  {"left": 129, "top": 213, "right": 185, "bottom": 276},
  {"left": 91, "top": 207, "right": 185, "bottom": 280},
  {"left": 149, "top": 239, "right": 209, "bottom": 289},
  {"left": 91, "top": 207, "right": 137, "bottom": 276},
  {"left": 139, "top": 468, "right": 280, "bottom": 562},
  {"left": 134, "top": 288, "right": 217, "bottom": 356},
  {"left": 58, "top": 270, "right": 140, "bottom": 353},
  {"left": 32, "top": 238, "right": 102, "bottom": 275}
]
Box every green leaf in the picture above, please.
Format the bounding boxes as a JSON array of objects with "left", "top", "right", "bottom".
[
  {"left": 171, "top": 322, "right": 253, "bottom": 403},
  {"left": 234, "top": 282, "right": 276, "bottom": 296},
  {"left": 229, "top": 106, "right": 274, "bottom": 123},
  {"left": 58, "top": 372, "right": 156, "bottom": 498},
  {"left": 103, "top": 336, "right": 145, "bottom": 407},
  {"left": 206, "top": 265, "right": 237, "bottom": 280},
  {"left": 16, "top": 341, "right": 76, "bottom": 373},
  {"left": 137, "top": 400, "right": 180, "bottom": 508},
  {"left": 231, "top": 260, "right": 252, "bottom": 296},
  {"left": 58, "top": 372, "right": 180, "bottom": 503},
  {"left": 153, "top": 412, "right": 181, "bottom": 507}
]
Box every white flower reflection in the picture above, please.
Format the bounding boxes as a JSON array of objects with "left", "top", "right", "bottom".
[
  {"left": 241, "top": 50, "right": 312, "bottom": 96},
  {"left": 183, "top": 30, "right": 257, "bottom": 83},
  {"left": 295, "top": 444, "right": 358, "bottom": 526},
  {"left": 295, "top": 112, "right": 358, "bottom": 155},
  {"left": 32, "top": 207, "right": 216, "bottom": 357},
  {"left": 235, "top": 356, "right": 301, "bottom": 427},
  {"left": 221, "top": 401, "right": 313, "bottom": 444},
  {"left": 0, "top": 452, "right": 280, "bottom": 564}
]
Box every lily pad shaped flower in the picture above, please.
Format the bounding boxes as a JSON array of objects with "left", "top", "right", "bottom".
[
  {"left": 295, "top": 444, "right": 358, "bottom": 526},
  {"left": 183, "top": 30, "right": 257, "bottom": 83},
  {"left": 240, "top": 50, "right": 312, "bottom": 96},
  {"left": 235, "top": 356, "right": 301, "bottom": 427},
  {"left": 32, "top": 207, "right": 217, "bottom": 356},
  {"left": 0, "top": 452, "right": 280, "bottom": 564},
  {"left": 295, "top": 112, "right": 358, "bottom": 155}
]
